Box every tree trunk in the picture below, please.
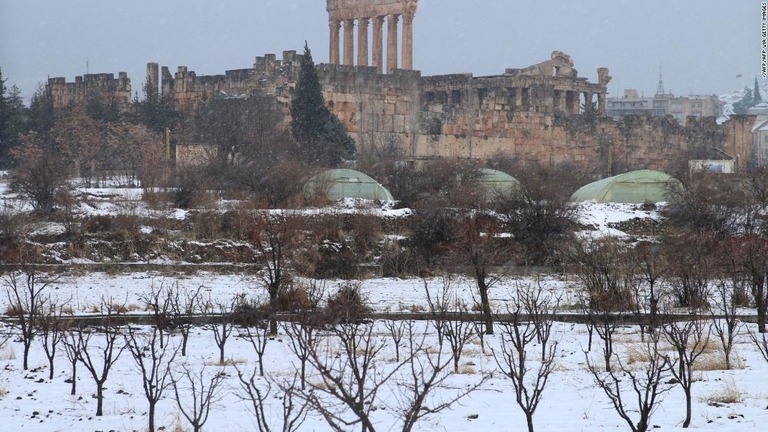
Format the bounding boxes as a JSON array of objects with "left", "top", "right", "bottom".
[
  {"left": 683, "top": 387, "right": 692, "bottom": 427},
  {"left": 181, "top": 330, "right": 189, "bottom": 356},
  {"left": 526, "top": 412, "right": 535, "bottom": 432},
  {"left": 269, "top": 288, "right": 279, "bottom": 335},
  {"left": 219, "top": 343, "right": 225, "bottom": 364},
  {"left": 70, "top": 360, "right": 77, "bottom": 395},
  {"left": 757, "top": 283, "right": 766, "bottom": 333},
  {"left": 23, "top": 340, "right": 31, "bottom": 370},
  {"left": 148, "top": 401, "right": 156, "bottom": 432},
  {"left": 96, "top": 383, "right": 104, "bottom": 416},
  {"left": 48, "top": 357, "right": 55, "bottom": 380},
  {"left": 478, "top": 282, "right": 494, "bottom": 335}
]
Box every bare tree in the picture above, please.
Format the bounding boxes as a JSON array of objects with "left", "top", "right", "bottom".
[
  {"left": 520, "top": 281, "right": 560, "bottom": 360},
  {"left": 281, "top": 280, "right": 326, "bottom": 389},
  {"left": 63, "top": 325, "right": 81, "bottom": 395},
  {"left": 9, "top": 133, "right": 71, "bottom": 213},
  {"left": 251, "top": 214, "right": 296, "bottom": 334},
  {"left": 749, "top": 325, "right": 768, "bottom": 365},
  {"left": 37, "top": 298, "right": 68, "bottom": 380},
  {"left": 138, "top": 282, "right": 174, "bottom": 348},
  {"left": 169, "top": 284, "right": 203, "bottom": 356},
  {"left": 393, "top": 319, "right": 487, "bottom": 432},
  {"left": 493, "top": 284, "right": 560, "bottom": 432},
  {"left": 661, "top": 315, "right": 711, "bottom": 428},
  {"left": 172, "top": 364, "right": 226, "bottom": 432},
  {"left": 235, "top": 367, "right": 310, "bottom": 432},
  {"left": 664, "top": 233, "right": 716, "bottom": 309},
  {"left": 383, "top": 319, "right": 406, "bottom": 363},
  {"left": 283, "top": 320, "right": 319, "bottom": 391},
  {"left": 581, "top": 295, "right": 619, "bottom": 372},
  {"left": 302, "top": 322, "right": 400, "bottom": 432},
  {"left": 586, "top": 333, "right": 672, "bottom": 432},
  {"left": 244, "top": 320, "right": 271, "bottom": 377},
  {"left": 73, "top": 304, "right": 126, "bottom": 416},
  {"left": 452, "top": 213, "right": 509, "bottom": 335},
  {"left": 630, "top": 242, "right": 665, "bottom": 339},
  {"left": 125, "top": 326, "right": 179, "bottom": 432},
  {"left": 569, "top": 238, "right": 632, "bottom": 371},
  {"left": 201, "top": 296, "right": 237, "bottom": 364},
  {"left": 734, "top": 235, "right": 768, "bottom": 333},
  {"left": 424, "top": 277, "right": 475, "bottom": 373},
  {"left": 3, "top": 263, "right": 55, "bottom": 370},
  {"left": 710, "top": 278, "right": 743, "bottom": 370}
]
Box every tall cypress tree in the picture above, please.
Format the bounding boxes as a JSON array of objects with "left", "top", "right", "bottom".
[
  {"left": 291, "top": 43, "right": 355, "bottom": 167},
  {"left": 0, "top": 69, "right": 29, "bottom": 168},
  {"left": 754, "top": 77, "right": 762, "bottom": 104}
]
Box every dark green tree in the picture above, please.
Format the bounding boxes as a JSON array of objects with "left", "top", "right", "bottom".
[
  {"left": 290, "top": 43, "right": 355, "bottom": 167},
  {"left": 754, "top": 77, "right": 762, "bottom": 104},
  {"left": 85, "top": 89, "right": 120, "bottom": 123},
  {"left": 135, "top": 78, "right": 178, "bottom": 133},
  {"left": 0, "top": 69, "right": 28, "bottom": 168},
  {"left": 733, "top": 87, "right": 754, "bottom": 115},
  {"left": 28, "top": 84, "right": 55, "bottom": 133}
]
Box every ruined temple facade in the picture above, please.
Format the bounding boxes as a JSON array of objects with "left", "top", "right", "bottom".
[
  {"left": 46, "top": 0, "right": 755, "bottom": 172},
  {"left": 326, "top": 0, "right": 417, "bottom": 73}
]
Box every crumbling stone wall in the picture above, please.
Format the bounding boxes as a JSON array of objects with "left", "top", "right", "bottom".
[
  {"left": 46, "top": 50, "right": 753, "bottom": 173},
  {"left": 48, "top": 72, "right": 131, "bottom": 110}
]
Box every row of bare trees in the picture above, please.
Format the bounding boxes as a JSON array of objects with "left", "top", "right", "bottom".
[{"left": 5, "top": 266, "right": 768, "bottom": 432}]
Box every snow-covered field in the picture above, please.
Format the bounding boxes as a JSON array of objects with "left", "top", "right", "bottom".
[
  {"left": 2, "top": 179, "right": 767, "bottom": 431},
  {"left": 1, "top": 273, "right": 767, "bottom": 431}
]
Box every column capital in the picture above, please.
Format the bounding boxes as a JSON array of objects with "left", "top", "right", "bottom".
[
  {"left": 404, "top": 3, "right": 417, "bottom": 22},
  {"left": 329, "top": 20, "right": 340, "bottom": 31}
]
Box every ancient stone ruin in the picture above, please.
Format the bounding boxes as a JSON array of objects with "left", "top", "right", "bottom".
[
  {"left": 45, "top": 0, "right": 754, "bottom": 173},
  {"left": 326, "top": 0, "right": 417, "bottom": 73}
]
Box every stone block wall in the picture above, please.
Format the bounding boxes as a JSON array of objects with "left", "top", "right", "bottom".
[
  {"left": 48, "top": 72, "right": 132, "bottom": 111},
  {"left": 46, "top": 50, "right": 754, "bottom": 173}
]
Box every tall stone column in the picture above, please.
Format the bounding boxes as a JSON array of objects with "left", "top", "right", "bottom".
[
  {"left": 343, "top": 19, "right": 355, "bottom": 66},
  {"left": 597, "top": 93, "right": 606, "bottom": 115},
  {"left": 584, "top": 92, "right": 594, "bottom": 112},
  {"left": 402, "top": 8, "right": 415, "bottom": 69},
  {"left": 357, "top": 18, "right": 369, "bottom": 66},
  {"left": 387, "top": 14, "right": 399, "bottom": 74},
  {"left": 372, "top": 16, "right": 384, "bottom": 73},
  {"left": 329, "top": 20, "right": 340, "bottom": 65}
]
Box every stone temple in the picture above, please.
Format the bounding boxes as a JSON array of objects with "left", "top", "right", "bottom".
[{"left": 47, "top": 0, "right": 755, "bottom": 172}]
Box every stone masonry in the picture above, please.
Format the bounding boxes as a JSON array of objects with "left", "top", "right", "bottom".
[
  {"left": 327, "top": 0, "right": 417, "bottom": 73},
  {"left": 45, "top": 0, "right": 754, "bottom": 172}
]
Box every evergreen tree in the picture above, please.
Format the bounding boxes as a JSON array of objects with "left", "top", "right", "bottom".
[
  {"left": 290, "top": 43, "right": 355, "bottom": 167},
  {"left": 754, "top": 77, "right": 762, "bottom": 104},
  {"left": 0, "top": 69, "right": 29, "bottom": 168},
  {"left": 733, "top": 87, "right": 754, "bottom": 115},
  {"left": 28, "top": 84, "right": 55, "bottom": 133},
  {"left": 135, "top": 78, "right": 177, "bottom": 133}
]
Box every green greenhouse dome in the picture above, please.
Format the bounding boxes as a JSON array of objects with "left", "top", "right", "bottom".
[
  {"left": 478, "top": 168, "right": 522, "bottom": 199},
  {"left": 304, "top": 169, "right": 394, "bottom": 202},
  {"left": 570, "top": 169, "right": 682, "bottom": 203}
]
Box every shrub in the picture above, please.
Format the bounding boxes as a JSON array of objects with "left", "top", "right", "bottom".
[{"left": 325, "top": 282, "right": 371, "bottom": 323}]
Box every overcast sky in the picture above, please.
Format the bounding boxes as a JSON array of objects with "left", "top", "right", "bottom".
[{"left": 0, "top": 0, "right": 758, "bottom": 102}]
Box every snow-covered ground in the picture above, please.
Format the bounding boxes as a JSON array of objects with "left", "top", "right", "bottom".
[
  {"left": 1, "top": 316, "right": 766, "bottom": 431},
  {"left": 3, "top": 179, "right": 766, "bottom": 431},
  {"left": 1, "top": 272, "right": 767, "bottom": 431}
]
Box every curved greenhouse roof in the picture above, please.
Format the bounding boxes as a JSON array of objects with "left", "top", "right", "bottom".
[
  {"left": 304, "top": 169, "right": 394, "bottom": 202},
  {"left": 570, "top": 169, "right": 682, "bottom": 203},
  {"left": 478, "top": 168, "right": 522, "bottom": 199}
]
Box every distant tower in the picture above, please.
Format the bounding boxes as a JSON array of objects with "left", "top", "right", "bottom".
[{"left": 655, "top": 65, "right": 665, "bottom": 96}]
